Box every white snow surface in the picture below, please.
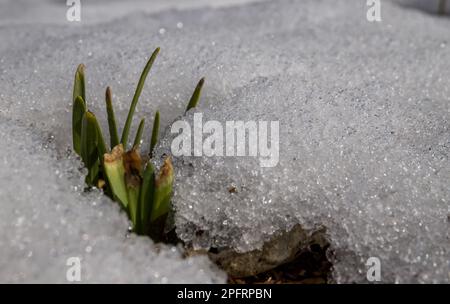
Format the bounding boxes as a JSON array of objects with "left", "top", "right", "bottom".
[
  {"left": 0, "top": 120, "right": 226, "bottom": 283},
  {"left": 0, "top": 0, "right": 449, "bottom": 283}
]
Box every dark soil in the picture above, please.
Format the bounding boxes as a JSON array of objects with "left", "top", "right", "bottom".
[{"left": 228, "top": 243, "right": 333, "bottom": 284}]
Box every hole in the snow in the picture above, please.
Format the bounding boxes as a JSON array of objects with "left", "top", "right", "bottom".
[
  {"left": 204, "top": 225, "right": 333, "bottom": 284},
  {"left": 228, "top": 244, "right": 333, "bottom": 284}
]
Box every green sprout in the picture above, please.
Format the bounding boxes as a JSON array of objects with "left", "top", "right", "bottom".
[{"left": 71, "top": 47, "right": 204, "bottom": 239}]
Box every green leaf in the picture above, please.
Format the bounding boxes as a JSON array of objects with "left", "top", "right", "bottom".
[
  {"left": 121, "top": 47, "right": 160, "bottom": 147},
  {"left": 73, "top": 64, "right": 86, "bottom": 102},
  {"left": 133, "top": 118, "right": 145, "bottom": 148},
  {"left": 80, "top": 111, "right": 100, "bottom": 185},
  {"left": 103, "top": 144, "right": 129, "bottom": 209},
  {"left": 123, "top": 148, "right": 143, "bottom": 231},
  {"left": 89, "top": 111, "right": 109, "bottom": 195},
  {"left": 90, "top": 111, "right": 108, "bottom": 157},
  {"left": 149, "top": 111, "right": 160, "bottom": 158},
  {"left": 105, "top": 87, "right": 120, "bottom": 148},
  {"left": 72, "top": 96, "right": 86, "bottom": 155},
  {"left": 185, "top": 77, "right": 205, "bottom": 113},
  {"left": 127, "top": 184, "right": 140, "bottom": 231},
  {"left": 139, "top": 163, "right": 155, "bottom": 234},
  {"left": 151, "top": 157, "right": 173, "bottom": 222}
]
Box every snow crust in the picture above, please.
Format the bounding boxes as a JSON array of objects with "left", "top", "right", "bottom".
[{"left": 0, "top": 0, "right": 448, "bottom": 283}]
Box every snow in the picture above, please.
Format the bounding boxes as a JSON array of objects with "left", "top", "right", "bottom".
[
  {"left": 0, "top": 0, "right": 449, "bottom": 283},
  {"left": 154, "top": 0, "right": 450, "bottom": 283},
  {"left": 0, "top": 0, "right": 266, "bottom": 25},
  {"left": 0, "top": 120, "right": 225, "bottom": 283}
]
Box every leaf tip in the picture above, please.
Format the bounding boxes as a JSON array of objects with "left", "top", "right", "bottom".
[
  {"left": 104, "top": 144, "right": 124, "bottom": 163},
  {"left": 106, "top": 86, "right": 112, "bottom": 101},
  {"left": 76, "top": 64, "right": 85, "bottom": 75},
  {"left": 156, "top": 156, "right": 173, "bottom": 187}
]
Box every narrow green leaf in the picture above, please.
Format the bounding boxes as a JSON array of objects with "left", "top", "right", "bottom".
[
  {"left": 185, "top": 77, "right": 205, "bottom": 113},
  {"left": 72, "top": 96, "right": 86, "bottom": 155},
  {"left": 149, "top": 111, "right": 160, "bottom": 158},
  {"left": 133, "top": 118, "right": 145, "bottom": 148},
  {"left": 128, "top": 185, "right": 140, "bottom": 231},
  {"left": 151, "top": 157, "right": 173, "bottom": 222},
  {"left": 105, "top": 87, "right": 120, "bottom": 148},
  {"left": 73, "top": 64, "right": 86, "bottom": 102},
  {"left": 89, "top": 111, "right": 108, "bottom": 156},
  {"left": 104, "top": 144, "right": 129, "bottom": 209},
  {"left": 121, "top": 47, "right": 160, "bottom": 146},
  {"left": 139, "top": 163, "right": 155, "bottom": 234},
  {"left": 80, "top": 111, "right": 100, "bottom": 185}
]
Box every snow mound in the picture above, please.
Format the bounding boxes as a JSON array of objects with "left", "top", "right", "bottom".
[
  {"left": 153, "top": 0, "right": 450, "bottom": 283},
  {"left": 0, "top": 120, "right": 225, "bottom": 283}
]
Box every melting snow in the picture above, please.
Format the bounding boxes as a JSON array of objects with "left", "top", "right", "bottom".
[{"left": 0, "top": 0, "right": 448, "bottom": 283}]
